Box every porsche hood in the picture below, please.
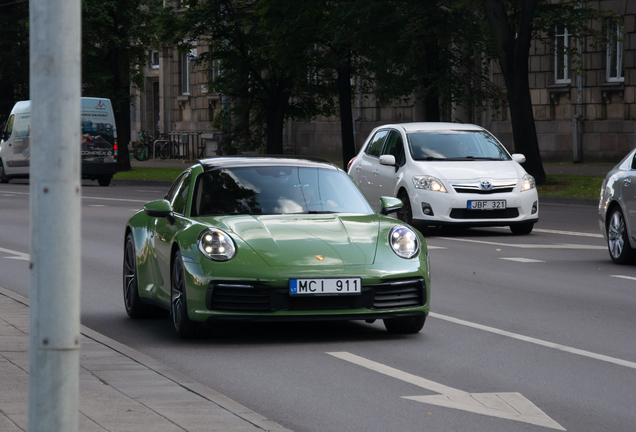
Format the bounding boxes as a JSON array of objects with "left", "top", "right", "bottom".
[{"left": 217, "top": 214, "right": 381, "bottom": 267}]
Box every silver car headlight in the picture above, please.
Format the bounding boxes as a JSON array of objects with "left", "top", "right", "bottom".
[
  {"left": 198, "top": 228, "right": 236, "bottom": 261},
  {"left": 389, "top": 226, "right": 420, "bottom": 259},
  {"left": 413, "top": 175, "right": 447, "bottom": 193},
  {"left": 521, "top": 174, "right": 536, "bottom": 191}
]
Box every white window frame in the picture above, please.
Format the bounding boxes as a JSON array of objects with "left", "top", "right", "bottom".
[
  {"left": 554, "top": 26, "right": 570, "bottom": 84},
  {"left": 150, "top": 51, "right": 159, "bottom": 69},
  {"left": 606, "top": 23, "right": 624, "bottom": 82}
]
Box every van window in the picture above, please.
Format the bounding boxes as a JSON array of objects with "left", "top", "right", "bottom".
[
  {"left": 4, "top": 115, "right": 15, "bottom": 137},
  {"left": 13, "top": 114, "right": 31, "bottom": 138}
]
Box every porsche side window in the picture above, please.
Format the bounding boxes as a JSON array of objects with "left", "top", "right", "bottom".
[
  {"left": 165, "top": 172, "right": 187, "bottom": 202},
  {"left": 365, "top": 130, "right": 389, "bottom": 157},
  {"left": 172, "top": 172, "right": 191, "bottom": 216},
  {"left": 381, "top": 131, "right": 406, "bottom": 166}
]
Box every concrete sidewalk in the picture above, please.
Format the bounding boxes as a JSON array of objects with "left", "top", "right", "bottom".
[{"left": 0, "top": 286, "right": 291, "bottom": 432}]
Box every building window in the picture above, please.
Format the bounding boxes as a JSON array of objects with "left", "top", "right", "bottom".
[
  {"left": 607, "top": 22, "right": 624, "bottom": 82},
  {"left": 150, "top": 51, "right": 159, "bottom": 69},
  {"left": 180, "top": 52, "right": 190, "bottom": 95},
  {"left": 554, "top": 25, "right": 570, "bottom": 83}
]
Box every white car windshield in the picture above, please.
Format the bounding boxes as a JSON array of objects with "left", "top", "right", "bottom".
[{"left": 407, "top": 130, "right": 511, "bottom": 161}]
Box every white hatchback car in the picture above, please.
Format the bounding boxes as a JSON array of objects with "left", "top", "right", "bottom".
[{"left": 347, "top": 122, "right": 539, "bottom": 234}]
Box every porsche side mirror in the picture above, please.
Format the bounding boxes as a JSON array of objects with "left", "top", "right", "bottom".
[
  {"left": 380, "top": 196, "right": 402, "bottom": 215},
  {"left": 144, "top": 199, "right": 175, "bottom": 224}
]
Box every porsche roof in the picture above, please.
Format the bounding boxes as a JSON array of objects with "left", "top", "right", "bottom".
[{"left": 198, "top": 156, "right": 339, "bottom": 171}]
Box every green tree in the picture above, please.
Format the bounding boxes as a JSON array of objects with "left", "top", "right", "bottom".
[
  {"left": 0, "top": 0, "right": 29, "bottom": 126},
  {"left": 171, "top": 0, "right": 337, "bottom": 155},
  {"left": 475, "top": 0, "right": 619, "bottom": 184},
  {"left": 82, "top": 0, "right": 163, "bottom": 171}
]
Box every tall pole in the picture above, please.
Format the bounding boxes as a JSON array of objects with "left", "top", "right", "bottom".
[{"left": 29, "top": 0, "right": 82, "bottom": 430}]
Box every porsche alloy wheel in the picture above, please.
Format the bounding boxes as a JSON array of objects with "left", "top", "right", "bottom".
[
  {"left": 607, "top": 207, "right": 634, "bottom": 264},
  {"left": 383, "top": 316, "right": 426, "bottom": 334},
  {"left": 123, "top": 233, "right": 147, "bottom": 318},
  {"left": 171, "top": 251, "right": 199, "bottom": 339}
]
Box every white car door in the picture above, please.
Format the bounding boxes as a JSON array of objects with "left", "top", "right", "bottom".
[
  {"left": 374, "top": 130, "right": 406, "bottom": 203},
  {"left": 351, "top": 129, "right": 389, "bottom": 210}
]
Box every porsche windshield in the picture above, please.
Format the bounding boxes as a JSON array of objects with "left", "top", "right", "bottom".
[
  {"left": 407, "top": 130, "right": 511, "bottom": 161},
  {"left": 192, "top": 166, "right": 374, "bottom": 216}
]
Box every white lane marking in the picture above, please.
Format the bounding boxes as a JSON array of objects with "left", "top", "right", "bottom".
[
  {"left": 430, "top": 312, "right": 636, "bottom": 370},
  {"left": 88, "top": 204, "right": 107, "bottom": 207},
  {"left": 438, "top": 237, "right": 605, "bottom": 250},
  {"left": 500, "top": 257, "right": 545, "bottom": 263},
  {"left": 426, "top": 245, "right": 447, "bottom": 250},
  {"left": 0, "top": 247, "right": 29, "bottom": 261},
  {"left": 83, "top": 196, "right": 149, "bottom": 203},
  {"left": 328, "top": 352, "right": 565, "bottom": 430},
  {"left": 492, "top": 226, "right": 603, "bottom": 238},
  {"left": 135, "top": 189, "right": 165, "bottom": 193},
  {"left": 610, "top": 275, "right": 636, "bottom": 281},
  {"left": 0, "top": 190, "right": 149, "bottom": 203}
]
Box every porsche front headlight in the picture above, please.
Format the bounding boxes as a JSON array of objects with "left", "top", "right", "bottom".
[
  {"left": 389, "top": 226, "right": 420, "bottom": 259},
  {"left": 413, "top": 175, "right": 447, "bottom": 192},
  {"left": 198, "top": 228, "right": 236, "bottom": 261},
  {"left": 521, "top": 174, "right": 536, "bottom": 191}
]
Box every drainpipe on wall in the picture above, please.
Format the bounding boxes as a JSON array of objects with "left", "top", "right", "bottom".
[{"left": 572, "top": 6, "right": 584, "bottom": 163}]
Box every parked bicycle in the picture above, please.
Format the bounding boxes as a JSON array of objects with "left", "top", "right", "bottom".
[
  {"left": 158, "top": 139, "right": 179, "bottom": 160},
  {"left": 133, "top": 131, "right": 166, "bottom": 161}
]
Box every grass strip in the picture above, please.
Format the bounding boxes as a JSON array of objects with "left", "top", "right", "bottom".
[{"left": 538, "top": 175, "right": 604, "bottom": 200}]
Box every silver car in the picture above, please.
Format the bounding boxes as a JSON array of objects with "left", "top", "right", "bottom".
[{"left": 599, "top": 149, "right": 636, "bottom": 263}]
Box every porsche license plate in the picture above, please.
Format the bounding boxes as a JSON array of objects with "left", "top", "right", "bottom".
[
  {"left": 467, "top": 200, "right": 506, "bottom": 210},
  {"left": 290, "top": 278, "right": 361, "bottom": 295}
]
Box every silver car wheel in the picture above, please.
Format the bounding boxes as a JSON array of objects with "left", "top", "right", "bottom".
[{"left": 608, "top": 210, "right": 625, "bottom": 259}]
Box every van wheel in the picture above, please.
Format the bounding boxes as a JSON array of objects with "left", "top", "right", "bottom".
[
  {"left": 0, "top": 160, "right": 9, "bottom": 183},
  {"left": 98, "top": 176, "right": 111, "bottom": 187}
]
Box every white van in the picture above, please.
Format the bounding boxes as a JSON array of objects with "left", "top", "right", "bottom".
[{"left": 0, "top": 97, "right": 118, "bottom": 186}]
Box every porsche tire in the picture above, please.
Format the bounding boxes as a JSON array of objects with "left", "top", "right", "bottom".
[
  {"left": 383, "top": 315, "right": 426, "bottom": 334},
  {"left": 123, "top": 233, "right": 161, "bottom": 318},
  {"left": 171, "top": 250, "right": 199, "bottom": 339}
]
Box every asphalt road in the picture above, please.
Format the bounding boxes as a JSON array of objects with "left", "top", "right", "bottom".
[{"left": 1, "top": 180, "right": 635, "bottom": 432}]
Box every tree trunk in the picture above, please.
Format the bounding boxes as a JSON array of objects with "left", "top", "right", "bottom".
[
  {"left": 481, "top": 0, "right": 546, "bottom": 184},
  {"left": 337, "top": 54, "right": 355, "bottom": 169},
  {"left": 265, "top": 77, "right": 292, "bottom": 154}
]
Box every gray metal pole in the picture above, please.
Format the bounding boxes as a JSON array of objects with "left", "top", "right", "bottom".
[{"left": 28, "top": 0, "right": 82, "bottom": 431}]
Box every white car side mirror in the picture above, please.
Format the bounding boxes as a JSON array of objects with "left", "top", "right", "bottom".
[
  {"left": 379, "top": 155, "right": 396, "bottom": 166},
  {"left": 512, "top": 153, "right": 526, "bottom": 164}
]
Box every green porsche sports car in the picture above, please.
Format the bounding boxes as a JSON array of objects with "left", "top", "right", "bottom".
[{"left": 123, "top": 156, "right": 430, "bottom": 338}]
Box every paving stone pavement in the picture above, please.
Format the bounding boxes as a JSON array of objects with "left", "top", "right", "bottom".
[{"left": 0, "top": 287, "right": 292, "bottom": 432}]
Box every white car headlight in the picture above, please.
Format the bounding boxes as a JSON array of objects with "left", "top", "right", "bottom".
[
  {"left": 521, "top": 174, "right": 536, "bottom": 191},
  {"left": 198, "top": 228, "right": 236, "bottom": 261},
  {"left": 413, "top": 175, "right": 447, "bottom": 193},
  {"left": 389, "top": 226, "right": 420, "bottom": 259}
]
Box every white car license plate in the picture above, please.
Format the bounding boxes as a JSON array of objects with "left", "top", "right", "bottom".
[
  {"left": 467, "top": 200, "right": 506, "bottom": 210},
  {"left": 290, "top": 278, "right": 361, "bottom": 295}
]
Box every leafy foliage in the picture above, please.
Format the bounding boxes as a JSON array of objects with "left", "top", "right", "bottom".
[{"left": 0, "top": 0, "right": 29, "bottom": 126}]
